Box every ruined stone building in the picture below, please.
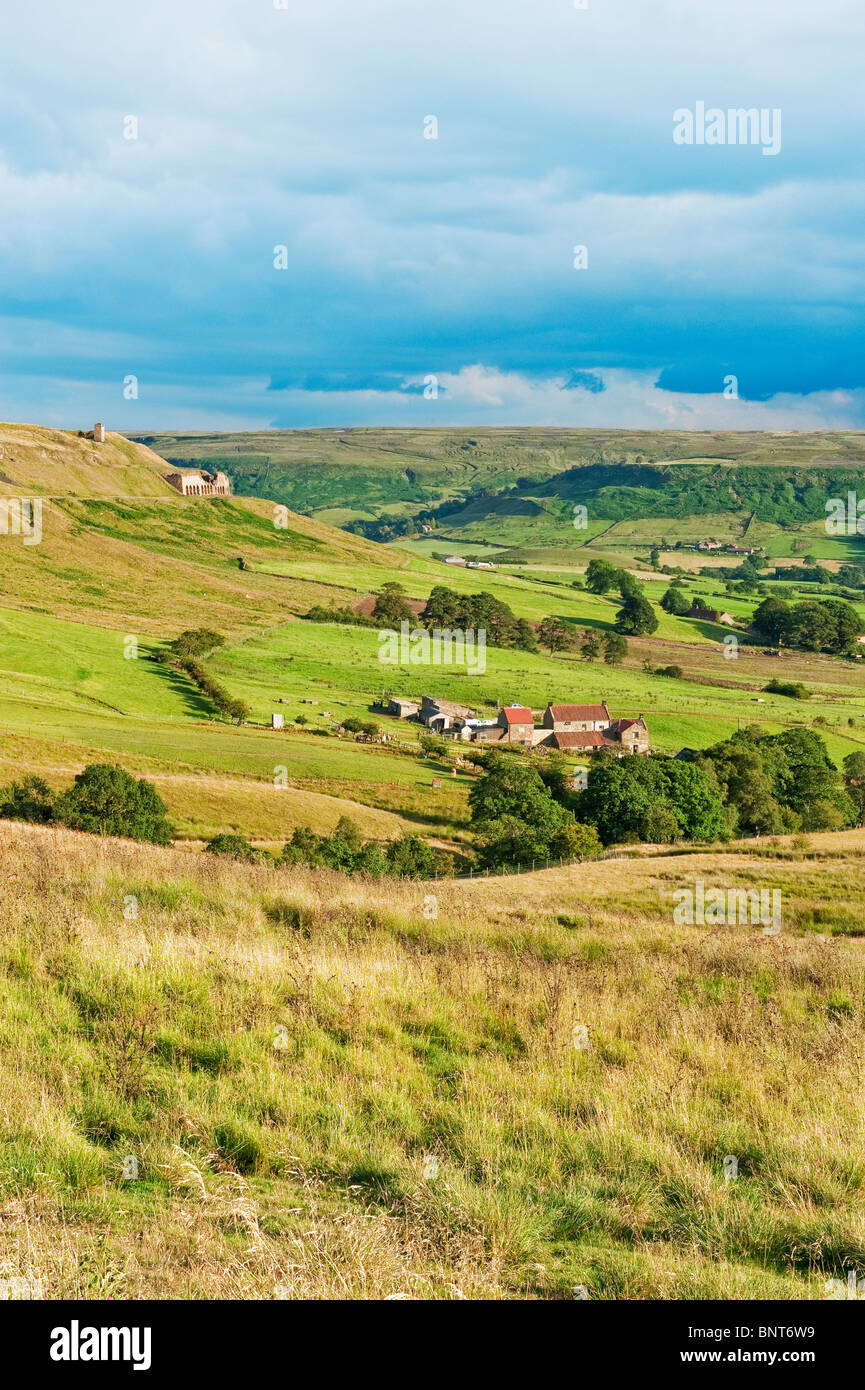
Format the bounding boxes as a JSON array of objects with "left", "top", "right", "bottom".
[{"left": 165, "top": 469, "right": 231, "bottom": 497}]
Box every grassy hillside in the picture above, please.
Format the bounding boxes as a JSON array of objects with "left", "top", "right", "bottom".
[
  {"left": 2, "top": 424, "right": 865, "bottom": 845},
  {"left": 2, "top": 820, "right": 862, "bottom": 1299},
  {"left": 134, "top": 427, "right": 865, "bottom": 517},
  {"left": 133, "top": 429, "right": 865, "bottom": 570},
  {"left": 3, "top": 425, "right": 865, "bottom": 1305},
  {"left": 0, "top": 423, "right": 177, "bottom": 498}
]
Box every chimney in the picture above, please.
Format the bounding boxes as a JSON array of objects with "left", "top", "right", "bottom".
[{"left": 93, "top": 423, "right": 106, "bottom": 444}]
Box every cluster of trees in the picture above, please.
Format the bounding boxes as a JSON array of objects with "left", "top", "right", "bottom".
[
  {"left": 304, "top": 584, "right": 537, "bottom": 653},
  {"left": 578, "top": 628, "right": 628, "bottom": 664},
  {"left": 661, "top": 585, "right": 729, "bottom": 621},
  {"left": 690, "top": 727, "right": 857, "bottom": 834},
  {"left": 773, "top": 562, "right": 863, "bottom": 589},
  {"left": 585, "top": 560, "right": 659, "bottom": 636},
  {"left": 154, "top": 629, "right": 250, "bottom": 724},
  {"left": 552, "top": 462, "right": 865, "bottom": 526},
  {"left": 401, "top": 584, "right": 536, "bottom": 651},
  {"left": 578, "top": 755, "right": 728, "bottom": 845},
  {"left": 340, "top": 717, "right": 381, "bottom": 737},
  {"left": 0, "top": 765, "right": 173, "bottom": 844},
  {"left": 468, "top": 756, "right": 602, "bottom": 867},
  {"left": 207, "top": 817, "right": 448, "bottom": 878},
  {"left": 752, "top": 596, "right": 860, "bottom": 654},
  {"left": 549, "top": 726, "right": 860, "bottom": 845}
]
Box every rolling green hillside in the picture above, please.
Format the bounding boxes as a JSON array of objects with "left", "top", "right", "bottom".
[
  {"left": 133, "top": 428, "right": 865, "bottom": 576},
  {"left": 2, "top": 423, "right": 865, "bottom": 845},
  {"left": 4, "top": 427, "right": 863, "bottom": 1306}
]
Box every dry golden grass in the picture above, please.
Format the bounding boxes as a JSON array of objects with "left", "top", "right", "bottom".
[
  {"left": 0, "top": 424, "right": 175, "bottom": 498},
  {"left": 0, "top": 822, "right": 863, "bottom": 1300}
]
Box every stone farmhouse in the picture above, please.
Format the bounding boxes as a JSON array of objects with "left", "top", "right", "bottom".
[
  {"left": 537, "top": 703, "right": 649, "bottom": 754},
  {"left": 541, "top": 702, "right": 610, "bottom": 733},
  {"left": 387, "top": 693, "right": 649, "bottom": 754},
  {"left": 165, "top": 469, "right": 231, "bottom": 497}
]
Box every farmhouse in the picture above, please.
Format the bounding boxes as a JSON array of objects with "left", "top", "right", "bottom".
[
  {"left": 387, "top": 689, "right": 649, "bottom": 754},
  {"left": 498, "top": 705, "right": 535, "bottom": 743},
  {"left": 606, "top": 716, "right": 650, "bottom": 754},
  {"left": 548, "top": 730, "right": 611, "bottom": 751},
  {"left": 165, "top": 469, "right": 231, "bottom": 497},
  {"left": 541, "top": 702, "right": 611, "bottom": 733},
  {"left": 542, "top": 716, "right": 649, "bottom": 755}
]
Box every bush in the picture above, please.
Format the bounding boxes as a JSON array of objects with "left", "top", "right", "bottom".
[
  {"left": 386, "top": 835, "right": 434, "bottom": 878},
  {"left": 277, "top": 822, "right": 431, "bottom": 879},
  {"left": 763, "top": 679, "right": 810, "bottom": 700},
  {"left": 171, "top": 628, "right": 226, "bottom": 659},
  {"left": 656, "top": 664, "right": 684, "bottom": 679},
  {"left": 205, "top": 833, "right": 259, "bottom": 861},
  {"left": 0, "top": 775, "right": 54, "bottom": 824},
  {"left": 549, "top": 821, "right": 603, "bottom": 860},
  {"left": 355, "top": 843, "right": 388, "bottom": 876},
  {"left": 54, "top": 764, "right": 174, "bottom": 844}
]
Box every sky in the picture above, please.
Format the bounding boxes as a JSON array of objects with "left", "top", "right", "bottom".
[{"left": 1, "top": 0, "right": 864, "bottom": 430}]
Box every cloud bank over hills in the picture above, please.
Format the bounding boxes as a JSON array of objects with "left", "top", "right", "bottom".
[{"left": 1, "top": 0, "right": 863, "bottom": 428}]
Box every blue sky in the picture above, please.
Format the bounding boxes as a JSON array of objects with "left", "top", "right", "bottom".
[{"left": 1, "top": 0, "right": 864, "bottom": 429}]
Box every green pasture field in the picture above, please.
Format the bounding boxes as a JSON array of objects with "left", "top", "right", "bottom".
[{"left": 2, "top": 425, "right": 865, "bottom": 848}]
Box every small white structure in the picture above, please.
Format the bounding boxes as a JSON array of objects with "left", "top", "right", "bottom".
[
  {"left": 272, "top": 713, "right": 284, "bottom": 729},
  {"left": 93, "top": 423, "right": 106, "bottom": 444}
]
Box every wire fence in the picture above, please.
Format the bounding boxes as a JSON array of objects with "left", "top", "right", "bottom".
[{"left": 432, "top": 845, "right": 639, "bottom": 881}]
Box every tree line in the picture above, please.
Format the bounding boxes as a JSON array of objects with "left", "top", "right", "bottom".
[
  {"left": 153, "top": 629, "right": 250, "bottom": 723},
  {"left": 206, "top": 818, "right": 453, "bottom": 878},
  {"left": 751, "top": 596, "right": 861, "bottom": 654}
]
